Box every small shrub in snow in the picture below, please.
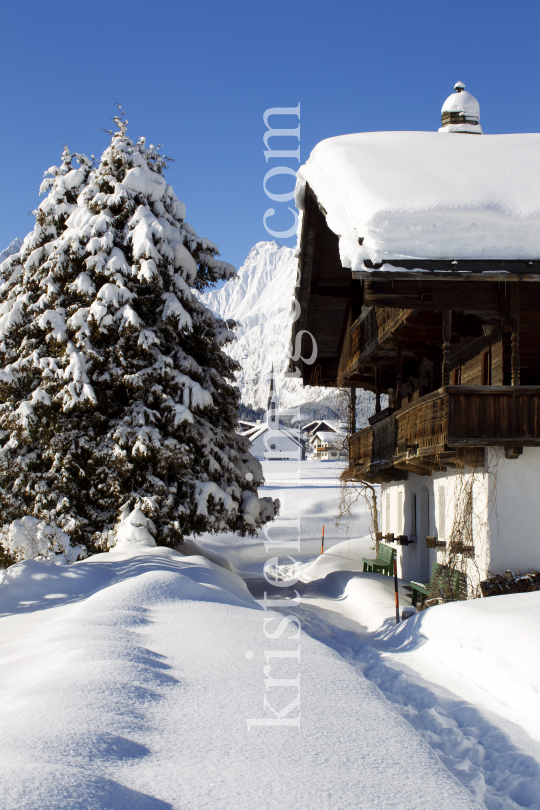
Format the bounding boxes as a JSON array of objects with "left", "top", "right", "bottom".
[
  {"left": 108, "top": 507, "right": 157, "bottom": 551},
  {"left": 0, "top": 517, "right": 86, "bottom": 563},
  {"left": 0, "top": 113, "right": 277, "bottom": 558}
]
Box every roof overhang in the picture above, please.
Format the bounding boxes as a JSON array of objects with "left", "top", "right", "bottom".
[{"left": 355, "top": 258, "right": 540, "bottom": 281}]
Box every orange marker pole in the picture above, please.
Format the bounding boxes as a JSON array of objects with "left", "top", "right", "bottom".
[
  {"left": 394, "top": 558, "right": 400, "bottom": 624},
  {"left": 321, "top": 525, "right": 325, "bottom": 556}
]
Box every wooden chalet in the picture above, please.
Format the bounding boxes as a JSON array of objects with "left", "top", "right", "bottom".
[{"left": 292, "top": 84, "right": 540, "bottom": 585}]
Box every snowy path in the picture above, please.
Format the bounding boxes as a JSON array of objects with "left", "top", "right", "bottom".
[
  {"left": 187, "top": 459, "right": 372, "bottom": 579},
  {"left": 2, "top": 459, "right": 539, "bottom": 808},
  {"left": 0, "top": 548, "right": 482, "bottom": 810},
  {"left": 249, "top": 582, "right": 540, "bottom": 810},
  {"left": 194, "top": 459, "right": 540, "bottom": 810}
]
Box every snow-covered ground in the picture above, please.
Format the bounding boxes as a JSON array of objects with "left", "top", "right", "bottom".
[
  {"left": 191, "top": 459, "right": 540, "bottom": 809},
  {"left": 277, "top": 568, "right": 540, "bottom": 810},
  {"left": 184, "top": 459, "right": 374, "bottom": 579},
  {"left": 2, "top": 458, "right": 540, "bottom": 809},
  {"left": 0, "top": 530, "right": 480, "bottom": 809}
]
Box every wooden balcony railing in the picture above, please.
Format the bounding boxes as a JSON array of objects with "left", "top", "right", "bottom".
[
  {"left": 338, "top": 306, "right": 414, "bottom": 382},
  {"left": 447, "top": 385, "right": 540, "bottom": 446},
  {"left": 349, "top": 385, "right": 540, "bottom": 482}
]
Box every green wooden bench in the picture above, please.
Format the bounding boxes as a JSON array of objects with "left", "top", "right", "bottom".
[
  {"left": 410, "top": 563, "right": 467, "bottom": 607},
  {"left": 362, "top": 543, "right": 395, "bottom": 577}
]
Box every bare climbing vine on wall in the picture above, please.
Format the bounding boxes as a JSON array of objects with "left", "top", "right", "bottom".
[
  {"left": 427, "top": 448, "right": 499, "bottom": 603},
  {"left": 337, "top": 466, "right": 380, "bottom": 554}
]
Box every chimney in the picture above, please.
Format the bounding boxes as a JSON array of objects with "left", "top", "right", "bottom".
[{"left": 439, "top": 82, "right": 482, "bottom": 134}]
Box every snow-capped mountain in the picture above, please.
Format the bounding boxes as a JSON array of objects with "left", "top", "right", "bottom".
[
  {"left": 0, "top": 238, "right": 22, "bottom": 263},
  {"left": 200, "top": 241, "right": 376, "bottom": 424},
  {"left": 200, "top": 241, "right": 330, "bottom": 415}
]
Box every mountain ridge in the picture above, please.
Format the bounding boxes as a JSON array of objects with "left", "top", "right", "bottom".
[{"left": 200, "top": 241, "right": 376, "bottom": 425}]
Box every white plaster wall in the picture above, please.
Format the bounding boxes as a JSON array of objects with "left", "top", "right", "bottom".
[
  {"left": 380, "top": 448, "right": 540, "bottom": 587},
  {"left": 381, "top": 466, "right": 489, "bottom": 585},
  {"left": 487, "top": 447, "right": 540, "bottom": 575},
  {"left": 437, "top": 466, "right": 490, "bottom": 592}
]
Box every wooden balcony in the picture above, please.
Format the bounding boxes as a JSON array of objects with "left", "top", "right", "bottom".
[
  {"left": 349, "top": 385, "right": 540, "bottom": 482},
  {"left": 338, "top": 306, "right": 414, "bottom": 382}
]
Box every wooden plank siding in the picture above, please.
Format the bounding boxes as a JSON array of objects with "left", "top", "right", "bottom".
[
  {"left": 447, "top": 386, "right": 540, "bottom": 447},
  {"left": 339, "top": 304, "right": 507, "bottom": 394},
  {"left": 459, "top": 338, "right": 503, "bottom": 386},
  {"left": 396, "top": 390, "right": 449, "bottom": 456},
  {"left": 338, "top": 306, "right": 417, "bottom": 387},
  {"left": 519, "top": 292, "right": 540, "bottom": 384}
]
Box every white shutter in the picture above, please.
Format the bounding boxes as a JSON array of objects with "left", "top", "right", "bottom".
[{"left": 438, "top": 485, "right": 446, "bottom": 541}]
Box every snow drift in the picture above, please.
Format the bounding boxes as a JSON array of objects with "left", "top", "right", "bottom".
[{"left": 0, "top": 542, "right": 482, "bottom": 810}]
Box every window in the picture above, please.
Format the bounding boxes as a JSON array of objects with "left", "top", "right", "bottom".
[{"left": 397, "top": 491, "right": 403, "bottom": 535}]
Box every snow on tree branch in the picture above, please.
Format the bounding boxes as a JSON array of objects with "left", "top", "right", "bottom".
[{"left": 0, "top": 122, "right": 278, "bottom": 561}]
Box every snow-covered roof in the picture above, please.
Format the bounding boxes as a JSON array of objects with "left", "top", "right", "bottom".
[
  {"left": 237, "top": 420, "right": 258, "bottom": 435},
  {"left": 247, "top": 423, "right": 303, "bottom": 447},
  {"left": 295, "top": 131, "right": 540, "bottom": 267},
  {"left": 311, "top": 431, "right": 341, "bottom": 445}
]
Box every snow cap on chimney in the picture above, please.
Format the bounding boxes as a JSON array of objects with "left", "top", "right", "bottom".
[{"left": 439, "top": 82, "right": 482, "bottom": 134}]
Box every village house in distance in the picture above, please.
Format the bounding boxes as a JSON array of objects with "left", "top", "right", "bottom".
[{"left": 292, "top": 82, "right": 540, "bottom": 589}]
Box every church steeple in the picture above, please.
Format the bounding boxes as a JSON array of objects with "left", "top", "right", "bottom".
[
  {"left": 266, "top": 365, "right": 279, "bottom": 427},
  {"left": 267, "top": 364, "right": 275, "bottom": 410}
]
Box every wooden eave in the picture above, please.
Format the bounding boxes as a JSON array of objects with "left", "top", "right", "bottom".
[
  {"left": 356, "top": 258, "right": 540, "bottom": 279},
  {"left": 361, "top": 278, "right": 509, "bottom": 317},
  {"left": 293, "top": 186, "right": 540, "bottom": 392},
  {"left": 291, "top": 185, "right": 362, "bottom": 387}
]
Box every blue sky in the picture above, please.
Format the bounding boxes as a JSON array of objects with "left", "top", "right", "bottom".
[{"left": 1, "top": 0, "right": 540, "bottom": 274}]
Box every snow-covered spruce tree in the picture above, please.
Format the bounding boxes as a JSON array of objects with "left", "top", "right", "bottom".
[{"left": 0, "top": 115, "right": 277, "bottom": 556}]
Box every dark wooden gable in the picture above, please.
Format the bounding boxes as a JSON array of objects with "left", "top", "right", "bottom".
[{"left": 292, "top": 185, "right": 362, "bottom": 386}]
